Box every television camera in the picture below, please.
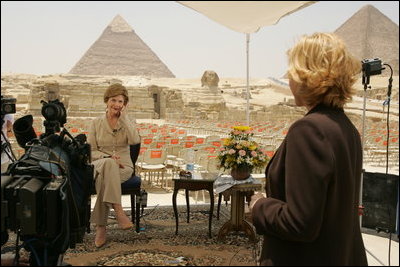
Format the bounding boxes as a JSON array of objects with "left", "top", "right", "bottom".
[
  {"left": 1, "top": 98, "right": 93, "bottom": 266},
  {"left": 1, "top": 96, "right": 16, "bottom": 116},
  {"left": 1, "top": 96, "right": 17, "bottom": 163},
  {"left": 361, "top": 58, "right": 383, "bottom": 86}
]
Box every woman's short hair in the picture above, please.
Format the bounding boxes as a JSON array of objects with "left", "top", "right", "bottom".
[
  {"left": 103, "top": 83, "right": 129, "bottom": 104},
  {"left": 287, "top": 32, "right": 361, "bottom": 108}
]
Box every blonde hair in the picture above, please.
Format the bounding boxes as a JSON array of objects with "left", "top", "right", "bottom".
[
  {"left": 103, "top": 83, "right": 129, "bottom": 104},
  {"left": 287, "top": 32, "right": 361, "bottom": 108}
]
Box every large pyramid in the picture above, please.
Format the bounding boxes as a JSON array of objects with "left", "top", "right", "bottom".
[
  {"left": 335, "top": 5, "right": 399, "bottom": 75},
  {"left": 69, "top": 15, "right": 175, "bottom": 77}
]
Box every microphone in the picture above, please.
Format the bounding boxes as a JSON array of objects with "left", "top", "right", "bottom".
[{"left": 112, "top": 128, "right": 119, "bottom": 136}]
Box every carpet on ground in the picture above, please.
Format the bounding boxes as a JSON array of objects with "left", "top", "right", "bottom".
[{"left": 2, "top": 205, "right": 261, "bottom": 266}]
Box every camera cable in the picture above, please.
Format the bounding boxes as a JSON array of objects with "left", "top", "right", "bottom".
[
  {"left": 139, "top": 204, "right": 160, "bottom": 232},
  {"left": 12, "top": 229, "right": 21, "bottom": 266},
  {"left": 382, "top": 63, "right": 393, "bottom": 267},
  {"left": 12, "top": 232, "right": 42, "bottom": 266},
  {"left": 21, "top": 238, "right": 42, "bottom": 266},
  {"left": 227, "top": 234, "right": 259, "bottom": 266}
]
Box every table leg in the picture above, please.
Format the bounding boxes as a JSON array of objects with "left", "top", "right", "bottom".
[
  {"left": 185, "top": 189, "right": 190, "bottom": 223},
  {"left": 173, "top": 188, "right": 179, "bottom": 235},
  {"left": 241, "top": 219, "right": 257, "bottom": 241},
  {"left": 217, "top": 220, "right": 234, "bottom": 240},
  {"left": 217, "top": 190, "right": 257, "bottom": 241},
  {"left": 232, "top": 191, "right": 244, "bottom": 227},
  {"left": 208, "top": 188, "right": 214, "bottom": 238}
]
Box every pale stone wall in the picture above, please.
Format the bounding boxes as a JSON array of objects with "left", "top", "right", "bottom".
[
  {"left": 1, "top": 74, "right": 157, "bottom": 120},
  {"left": 4, "top": 73, "right": 392, "bottom": 127}
]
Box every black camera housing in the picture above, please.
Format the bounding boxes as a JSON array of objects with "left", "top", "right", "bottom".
[
  {"left": 41, "top": 99, "right": 67, "bottom": 130},
  {"left": 1, "top": 96, "right": 17, "bottom": 115},
  {"left": 1, "top": 99, "right": 93, "bottom": 266},
  {"left": 362, "top": 58, "right": 382, "bottom": 77}
]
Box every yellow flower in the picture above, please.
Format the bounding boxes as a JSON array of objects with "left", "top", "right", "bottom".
[
  {"left": 249, "top": 145, "right": 257, "bottom": 150},
  {"left": 233, "top": 126, "right": 252, "bottom": 132},
  {"left": 223, "top": 138, "right": 231, "bottom": 146}
]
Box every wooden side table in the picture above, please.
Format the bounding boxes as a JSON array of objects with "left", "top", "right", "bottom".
[
  {"left": 217, "top": 183, "right": 261, "bottom": 241},
  {"left": 172, "top": 177, "right": 216, "bottom": 238}
]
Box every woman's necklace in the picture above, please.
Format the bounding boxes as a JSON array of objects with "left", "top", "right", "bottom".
[{"left": 107, "top": 115, "right": 118, "bottom": 131}]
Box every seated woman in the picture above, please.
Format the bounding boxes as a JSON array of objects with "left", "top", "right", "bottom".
[{"left": 88, "top": 83, "right": 141, "bottom": 248}]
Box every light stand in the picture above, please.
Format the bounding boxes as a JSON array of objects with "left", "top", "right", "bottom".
[
  {"left": 360, "top": 59, "right": 396, "bottom": 266},
  {"left": 359, "top": 58, "right": 384, "bottom": 227},
  {"left": 359, "top": 71, "right": 370, "bottom": 226}
]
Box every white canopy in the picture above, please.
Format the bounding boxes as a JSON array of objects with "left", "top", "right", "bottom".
[
  {"left": 178, "top": 1, "right": 316, "bottom": 34},
  {"left": 178, "top": 1, "right": 316, "bottom": 124}
]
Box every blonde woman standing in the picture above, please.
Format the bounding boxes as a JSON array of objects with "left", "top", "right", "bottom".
[{"left": 250, "top": 33, "right": 367, "bottom": 266}]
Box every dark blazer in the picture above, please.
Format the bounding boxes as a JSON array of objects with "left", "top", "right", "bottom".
[{"left": 252, "top": 104, "right": 367, "bottom": 266}]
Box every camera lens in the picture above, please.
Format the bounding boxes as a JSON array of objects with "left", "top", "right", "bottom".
[
  {"left": 42, "top": 104, "right": 57, "bottom": 120},
  {"left": 1, "top": 97, "right": 16, "bottom": 115},
  {"left": 3, "top": 104, "right": 14, "bottom": 114},
  {"left": 42, "top": 102, "right": 64, "bottom": 121},
  {"left": 40, "top": 99, "right": 67, "bottom": 130}
]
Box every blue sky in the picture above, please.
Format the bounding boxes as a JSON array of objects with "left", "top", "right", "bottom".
[{"left": 1, "top": 1, "right": 399, "bottom": 78}]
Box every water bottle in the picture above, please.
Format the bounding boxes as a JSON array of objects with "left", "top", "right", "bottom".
[{"left": 186, "top": 148, "right": 195, "bottom": 172}]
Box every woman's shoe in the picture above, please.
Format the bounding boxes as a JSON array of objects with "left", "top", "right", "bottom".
[
  {"left": 118, "top": 221, "right": 134, "bottom": 230},
  {"left": 95, "top": 226, "right": 107, "bottom": 248},
  {"left": 115, "top": 212, "right": 134, "bottom": 230},
  {"left": 95, "top": 237, "right": 106, "bottom": 248}
]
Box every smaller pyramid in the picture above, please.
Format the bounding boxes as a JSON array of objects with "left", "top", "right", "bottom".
[
  {"left": 335, "top": 5, "right": 399, "bottom": 75},
  {"left": 69, "top": 15, "right": 175, "bottom": 77}
]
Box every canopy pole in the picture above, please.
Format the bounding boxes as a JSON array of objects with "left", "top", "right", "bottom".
[{"left": 246, "top": 33, "right": 250, "bottom": 126}]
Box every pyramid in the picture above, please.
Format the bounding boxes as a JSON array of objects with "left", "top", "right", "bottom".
[
  {"left": 69, "top": 15, "right": 175, "bottom": 77},
  {"left": 335, "top": 5, "right": 399, "bottom": 75}
]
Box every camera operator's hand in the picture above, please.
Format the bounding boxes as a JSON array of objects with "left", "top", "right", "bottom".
[{"left": 6, "top": 119, "right": 13, "bottom": 138}]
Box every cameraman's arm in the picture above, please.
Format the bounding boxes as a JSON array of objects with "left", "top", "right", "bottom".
[
  {"left": 119, "top": 113, "right": 141, "bottom": 145},
  {"left": 6, "top": 119, "right": 13, "bottom": 138},
  {"left": 88, "top": 119, "right": 110, "bottom": 161}
]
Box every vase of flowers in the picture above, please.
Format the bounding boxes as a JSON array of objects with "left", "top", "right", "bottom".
[
  {"left": 230, "top": 166, "right": 252, "bottom": 181},
  {"left": 218, "top": 126, "right": 268, "bottom": 180}
]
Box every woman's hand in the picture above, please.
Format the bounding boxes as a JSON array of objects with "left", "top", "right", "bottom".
[
  {"left": 249, "top": 192, "right": 266, "bottom": 213},
  {"left": 111, "top": 154, "right": 125, "bottom": 168},
  {"left": 118, "top": 104, "right": 128, "bottom": 118},
  {"left": 113, "top": 105, "right": 126, "bottom": 121}
]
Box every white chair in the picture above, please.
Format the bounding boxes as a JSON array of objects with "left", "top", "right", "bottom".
[
  {"left": 205, "top": 134, "right": 220, "bottom": 143},
  {"left": 165, "top": 144, "right": 183, "bottom": 182},
  {"left": 137, "top": 148, "right": 167, "bottom": 188}
]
